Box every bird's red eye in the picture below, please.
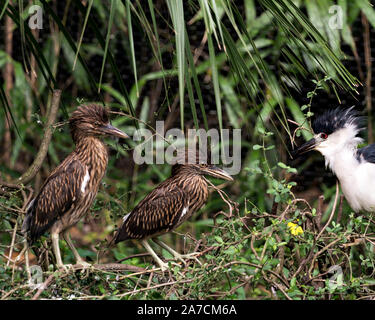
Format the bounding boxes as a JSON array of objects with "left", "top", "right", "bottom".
[{"left": 320, "top": 133, "right": 328, "bottom": 139}]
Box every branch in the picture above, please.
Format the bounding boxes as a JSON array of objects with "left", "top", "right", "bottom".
[
  {"left": 0, "top": 89, "right": 62, "bottom": 188},
  {"left": 31, "top": 263, "right": 146, "bottom": 300}
]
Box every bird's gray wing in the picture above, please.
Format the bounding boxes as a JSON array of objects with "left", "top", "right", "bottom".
[
  {"left": 114, "top": 186, "right": 189, "bottom": 242},
  {"left": 23, "top": 157, "right": 85, "bottom": 243}
]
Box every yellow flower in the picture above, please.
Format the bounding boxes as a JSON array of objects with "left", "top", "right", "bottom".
[{"left": 287, "top": 222, "right": 303, "bottom": 236}]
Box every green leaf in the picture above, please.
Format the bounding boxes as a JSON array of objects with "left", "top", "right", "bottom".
[{"left": 166, "top": 0, "right": 185, "bottom": 129}]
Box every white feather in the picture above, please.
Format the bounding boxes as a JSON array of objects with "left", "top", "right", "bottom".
[
  {"left": 81, "top": 169, "right": 90, "bottom": 193},
  {"left": 180, "top": 205, "right": 189, "bottom": 220},
  {"left": 122, "top": 212, "right": 131, "bottom": 222}
]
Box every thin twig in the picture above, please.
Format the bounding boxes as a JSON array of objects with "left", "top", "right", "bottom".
[{"left": 316, "top": 181, "right": 339, "bottom": 242}]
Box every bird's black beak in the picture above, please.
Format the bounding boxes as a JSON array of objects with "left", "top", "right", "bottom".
[
  {"left": 101, "top": 124, "right": 129, "bottom": 139},
  {"left": 292, "top": 138, "right": 317, "bottom": 158},
  {"left": 203, "top": 166, "right": 234, "bottom": 181}
]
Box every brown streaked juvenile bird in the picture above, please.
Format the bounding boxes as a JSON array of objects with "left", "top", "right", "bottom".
[
  {"left": 22, "top": 104, "right": 129, "bottom": 270},
  {"left": 112, "top": 151, "right": 233, "bottom": 271}
]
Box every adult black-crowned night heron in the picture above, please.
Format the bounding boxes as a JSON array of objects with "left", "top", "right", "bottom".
[
  {"left": 293, "top": 107, "right": 375, "bottom": 213},
  {"left": 22, "top": 104, "right": 129, "bottom": 270},
  {"left": 112, "top": 152, "right": 233, "bottom": 271}
]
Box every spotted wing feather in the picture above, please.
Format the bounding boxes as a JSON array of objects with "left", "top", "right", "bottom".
[
  {"left": 114, "top": 184, "right": 189, "bottom": 242},
  {"left": 22, "top": 157, "right": 85, "bottom": 244}
]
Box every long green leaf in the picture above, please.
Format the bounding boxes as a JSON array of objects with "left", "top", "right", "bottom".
[
  {"left": 98, "top": 0, "right": 116, "bottom": 93},
  {"left": 126, "top": 0, "right": 138, "bottom": 97},
  {"left": 73, "top": 0, "right": 93, "bottom": 70},
  {"left": 166, "top": 0, "right": 185, "bottom": 130}
]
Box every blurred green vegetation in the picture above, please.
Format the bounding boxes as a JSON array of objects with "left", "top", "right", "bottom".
[{"left": 0, "top": 0, "right": 375, "bottom": 300}]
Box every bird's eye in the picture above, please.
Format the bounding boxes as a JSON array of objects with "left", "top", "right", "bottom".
[
  {"left": 320, "top": 133, "right": 328, "bottom": 139},
  {"left": 94, "top": 121, "right": 100, "bottom": 126}
]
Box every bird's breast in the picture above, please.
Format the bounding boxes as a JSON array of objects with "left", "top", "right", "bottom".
[
  {"left": 337, "top": 161, "right": 375, "bottom": 212},
  {"left": 80, "top": 139, "right": 108, "bottom": 188},
  {"left": 71, "top": 139, "right": 109, "bottom": 223}
]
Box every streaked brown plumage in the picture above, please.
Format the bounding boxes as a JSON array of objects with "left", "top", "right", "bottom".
[
  {"left": 113, "top": 156, "right": 233, "bottom": 271},
  {"left": 22, "top": 104, "right": 129, "bottom": 269}
]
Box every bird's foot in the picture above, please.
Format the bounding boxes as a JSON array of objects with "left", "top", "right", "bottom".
[
  {"left": 56, "top": 263, "right": 74, "bottom": 273},
  {"left": 76, "top": 260, "right": 91, "bottom": 268},
  {"left": 76, "top": 260, "right": 93, "bottom": 275},
  {"left": 156, "top": 260, "right": 170, "bottom": 272},
  {"left": 173, "top": 252, "right": 202, "bottom": 266},
  {"left": 155, "top": 261, "right": 184, "bottom": 277}
]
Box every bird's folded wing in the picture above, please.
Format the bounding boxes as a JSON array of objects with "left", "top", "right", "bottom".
[
  {"left": 357, "top": 144, "right": 375, "bottom": 163},
  {"left": 116, "top": 187, "right": 189, "bottom": 241},
  {"left": 24, "top": 158, "right": 85, "bottom": 242}
]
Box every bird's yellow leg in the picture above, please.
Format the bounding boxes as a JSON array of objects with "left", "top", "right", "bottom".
[
  {"left": 153, "top": 238, "right": 202, "bottom": 266},
  {"left": 51, "top": 232, "right": 73, "bottom": 272},
  {"left": 24, "top": 241, "right": 31, "bottom": 281},
  {"left": 15, "top": 239, "right": 31, "bottom": 281},
  {"left": 141, "top": 239, "right": 169, "bottom": 272},
  {"left": 63, "top": 231, "right": 91, "bottom": 268}
]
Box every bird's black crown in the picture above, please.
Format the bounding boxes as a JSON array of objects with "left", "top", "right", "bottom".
[{"left": 312, "top": 107, "right": 365, "bottom": 135}]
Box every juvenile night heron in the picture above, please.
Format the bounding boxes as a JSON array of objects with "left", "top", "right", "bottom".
[
  {"left": 22, "top": 104, "right": 129, "bottom": 270},
  {"left": 112, "top": 151, "right": 233, "bottom": 271},
  {"left": 293, "top": 106, "right": 375, "bottom": 213}
]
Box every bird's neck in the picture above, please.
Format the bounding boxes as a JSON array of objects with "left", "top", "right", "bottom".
[
  {"left": 175, "top": 170, "right": 207, "bottom": 188},
  {"left": 74, "top": 136, "right": 109, "bottom": 180},
  {"left": 174, "top": 170, "right": 209, "bottom": 205},
  {"left": 172, "top": 170, "right": 209, "bottom": 215},
  {"left": 322, "top": 143, "right": 360, "bottom": 180}
]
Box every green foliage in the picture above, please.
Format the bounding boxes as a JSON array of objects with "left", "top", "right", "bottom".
[{"left": 2, "top": 169, "right": 375, "bottom": 299}]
